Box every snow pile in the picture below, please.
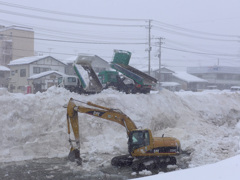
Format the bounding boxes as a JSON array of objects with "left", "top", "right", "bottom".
[
  {"left": 75, "top": 64, "right": 90, "bottom": 86},
  {"left": 133, "top": 154, "right": 240, "bottom": 180},
  {"left": 0, "top": 87, "right": 240, "bottom": 171}
]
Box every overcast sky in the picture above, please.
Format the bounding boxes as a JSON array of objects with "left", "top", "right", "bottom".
[{"left": 1, "top": 0, "right": 240, "bottom": 71}]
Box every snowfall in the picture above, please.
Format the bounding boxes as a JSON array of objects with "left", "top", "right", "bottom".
[{"left": 0, "top": 86, "right": 240, "bottom": 180}]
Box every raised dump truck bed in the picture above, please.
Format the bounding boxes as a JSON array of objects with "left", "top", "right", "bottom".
[
  {"left": 111, "top": 63, "right": 157, "bottom": 86},
  {"left": 73, "top": 55, "right": 103, "bottom": 94},
  {"left": 111, "top": 50, "right": 158, "bottom": 86}
]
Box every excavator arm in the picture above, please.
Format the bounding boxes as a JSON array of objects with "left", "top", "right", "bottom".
[
  {"left": 67, "top": 98, "right": 137, "bottom": 137},
  {"left": 66, "top": 98, "right": 137, "bottom": 164}
]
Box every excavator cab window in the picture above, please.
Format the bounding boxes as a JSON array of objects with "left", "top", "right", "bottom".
[{"left": 128, "top": 130, "right": 150, "bottom": 154}]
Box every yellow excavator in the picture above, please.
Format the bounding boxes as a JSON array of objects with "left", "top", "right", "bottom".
[{"left": 66, "top": 98, "right": 181, "bottom": 171}]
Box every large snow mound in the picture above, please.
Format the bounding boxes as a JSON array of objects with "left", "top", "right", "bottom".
[
  {"left": 133, "top": 154, "right": 240, "bottom": 180},
  {"left": 0, "top": 87, "right": 240, "bottom": 169}
]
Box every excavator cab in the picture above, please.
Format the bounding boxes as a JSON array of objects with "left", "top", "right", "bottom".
[{"left": 128, "top": 130, "right": 150, "bottom": 154}]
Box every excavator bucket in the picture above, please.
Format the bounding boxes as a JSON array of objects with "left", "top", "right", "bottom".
[{"left": 68, "top": 147, "right": 82, "bottom": 165}]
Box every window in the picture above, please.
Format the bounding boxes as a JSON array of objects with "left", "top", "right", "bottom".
[
  {"left": 68, "top": 77, "right": 76, "bottom": 82},
  {"left": 33, "top": 67, "right": 40, "bottom": 74},
  {"left": 11, "top": 71, "right": 15, "bottom": 76},
  {"left": 20, "top": 69, "right": 26, "bottom": 77},
  {"left": 129, "top": 131, "right": 150, "bottom": 153},
  {"left": 50, "top": 75, "right": 56, "bottom": 79},
  {"left": 0, "top": 72, "right": 4, "bottom": 78},
  {"left": 42, "top": 68, "right": 50, "bottom": 72},
  {"left": 33, "top": 67, "right": 50, "bottom": 74},
  {"left": 18, "top": 86, "right": 26, "bottom": 91}
]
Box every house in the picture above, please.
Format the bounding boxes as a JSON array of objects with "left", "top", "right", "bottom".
[
  {"left": 172, "top": 72, "right": 208, "bottom": 91},
  {"left": 0, "top": 25, "right": 34, "bottom": 66},
  {"left": 8, "top": 56, "right": 66, "bottom": 93},
  {"left": 28, "top": 71, "right": 65, "bottom": 93},
  {"left": 187, "top": 66, "right": 240, "bottom": 90},
  {"left": 0, "top": 65, "right": 10, "bottom": 88},
  {"left": 151, "top": 67, "right": 175, "bottom": 82}
]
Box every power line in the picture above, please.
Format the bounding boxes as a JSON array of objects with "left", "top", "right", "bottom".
[
  {"left": 0, "top": 1, "right": 147, "bottom": 22},
  {"left": 0, "top": 9, "right": 146, "bottom": 27},
  {"left": 8, "top": 47, "right": 149, "bottom": 60},
  {"left": 3, "top": 34, "right": 147, "bottom": 45},
  {"left": 0, "top": 18, "right": 146, "bottom": 42},
  {"left": 152, "top": 25, "right": 239, "bottom": 42},
  {"left": 153, "top": 20, "right": 239, "bottom": 38},
  {"left": 161, "top": 46, "right": 240, "bottom": 57},
  {"left": 1, "top": 1, "right": 239, "bottom": 64},
  {"left": 164, "top": 39, "right": 237, "bottom": 58}
]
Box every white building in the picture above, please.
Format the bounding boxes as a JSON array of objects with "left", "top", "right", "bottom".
[
  {"left": 187, "top": 66, "right": 240, "bottom": 90},
  {"left": 8, "top": 56, "right": 66, "bottom": 93},
  {"left": 172, "top": 72, "right": 208, "bottom": 91}
]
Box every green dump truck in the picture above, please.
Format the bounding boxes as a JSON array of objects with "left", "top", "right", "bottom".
[{"left": 110, "top": 50, "right": 158, "bottom": 94}]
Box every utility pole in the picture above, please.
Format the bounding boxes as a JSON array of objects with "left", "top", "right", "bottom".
[
  {"left": 157, "top": 37, "right": 164, "bottom": 82},
  {"left": 48, "top": 48, "right": 53, "bottom": 56},
  {"left": 148, "top": 20, "right": 152, "bottom": 75}
]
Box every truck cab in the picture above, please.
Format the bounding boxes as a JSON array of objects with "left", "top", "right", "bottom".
[{"left": 58, "top": 75, "right": 80, "bottom": 92}]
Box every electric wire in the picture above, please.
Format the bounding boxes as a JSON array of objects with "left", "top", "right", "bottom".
[
  {"left": 0, "top": 1, "right": 239, "bottom": 64},
  {"left": 0, "top": 1, "right": 147, "bottom": 22},
  {"left": 0, "top": 9, "right": 146, "bottom": 27},
  {"left": 153, "top": 20, "right": 240, "bottom": 38}
]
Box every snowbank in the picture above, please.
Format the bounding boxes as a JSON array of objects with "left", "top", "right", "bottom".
[
  {"left": 133, "top": 154, "right": 240, "bottom": 180},
  {"left": 0, "top": 87, "right": 240, "bottom": 170}
]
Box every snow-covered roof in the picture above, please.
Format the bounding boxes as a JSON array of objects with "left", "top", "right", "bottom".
[
  {"left": 0, "top": 65, "right": 10, "bottom": 71},
  {"left": 28, "top": 71, "right": 65, "bottom": 80},
  {"left": 161, "top": 82, "right": 180, "bottom": 87},
  {"left": 8, "top": 56, "right": 66, "bottom": 66},
  {"left": 138, "top": 65, "right": 159, "bottom": 72},
  {"left": 0, "top": 25, "right": 33, "bottom": 32},
  {"left": 187, "top": 66, "right": 240, "bottom": 74},
  {"left": 173, "top": 72, "right": 208, "bottom": 83}
]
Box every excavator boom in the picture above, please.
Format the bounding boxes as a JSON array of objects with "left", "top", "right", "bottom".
[{"left": 67, "top": 98, "right": 137, "bottom": 137}]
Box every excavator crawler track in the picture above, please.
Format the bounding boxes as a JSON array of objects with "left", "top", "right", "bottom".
[
  {"left": 111, "top": 154, "right": 134, "bottom": 167},
  {"left": 131, "top": 156, "right": 177, "bottom": 171}
]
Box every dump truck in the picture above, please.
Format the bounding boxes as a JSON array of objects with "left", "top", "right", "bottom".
[
  {"left": 110, "top": 50, "right": 158, "bottom": 94},
  {"left": 58, "top": 55, "right": 103, "bottom": 94}
]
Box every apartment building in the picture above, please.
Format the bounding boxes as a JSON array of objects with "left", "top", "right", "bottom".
[{"left": 0, "top": 25, "right": 34, "bottom": 66}]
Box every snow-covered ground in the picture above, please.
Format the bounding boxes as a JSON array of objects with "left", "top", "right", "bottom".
[
  {"left": 0, "top": 87, "right": 240, "bottom": 179},
  {"left": 133, "top": 154, "right": 240, "bottom": 180}
]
